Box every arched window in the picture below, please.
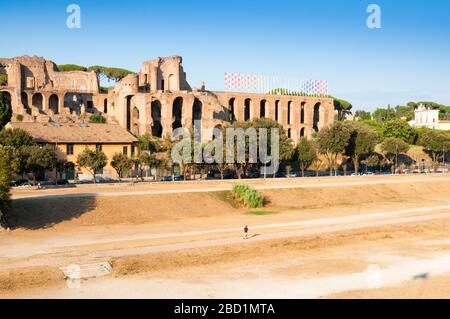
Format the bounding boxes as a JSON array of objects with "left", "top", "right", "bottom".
[
  {"left": 103, "top": 98, "right": 108, "bottom": 113},
  {"left": 49, "top": 94, "right": 59, "bottom": 114},
  {"left": 32, "top": 93, "right": 43, "bottom": 110},
  {"left": 192, "top": 98, "right": 202, "bottom": 140},
  {"left": 228, "top": 98, "right": 235, "bottom": 122},
  {"left": 300, "top": 102, "right": 305, "bottom": 124},
  {"left": 244, "top": 98, "right": 251, "bottom": 121},
  {"left": 275, "top": 100, "right": 280, "bottom": 121},
  {"left": 132, "top": 107, "right": 140, "bottom": 135},
  {"left": 313, "top": 103, "right": 321, "bottom": 132},
  {"left": 172, "top": 97, "right": 183, "bottom": 131},
  {"left": 125, "top": 95, "right": 134, "bottom": 131},
  {"left": 260, "top": 100, "right": 266, "bottom": 118},
  {"left": 300, "top": 127, "right": 305, "bottom": 137},
  {"left": 151, "top": 100, "right": 163, "bottom": 137},
  {"left": 287, "top": 101, "right": 292, "bottom": 124}
]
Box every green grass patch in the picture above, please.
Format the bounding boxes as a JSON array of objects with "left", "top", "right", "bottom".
[{"left": 246, "top": 210, "right": 278, "bottom": 216}]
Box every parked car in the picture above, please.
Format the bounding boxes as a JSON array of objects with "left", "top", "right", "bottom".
[
  {"left": 37, "top": 181, "right": 56, "bottom": 187},
  {"left": 174, "top": 175, "right": 185, "bottom": 181},
  {"left": 286, "top": 172, "right": 300, "bottom": 178},
  {"left": 160, "top": 176, "right": 173, "bottom": 182},
  {"left": 11, "top": 179, "right": 30, "bottom": 187},
  {"left": 56, "top": 179, "right": 69, "bottom": 185}
]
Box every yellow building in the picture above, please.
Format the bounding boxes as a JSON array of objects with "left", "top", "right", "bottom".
[{"left": 7, "top": 122, "right": 138, "bottom": 180}]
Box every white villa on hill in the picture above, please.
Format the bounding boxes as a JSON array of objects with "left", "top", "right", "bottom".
[{"left": 408, "top": 104, "right": 450, "bottom": 130}]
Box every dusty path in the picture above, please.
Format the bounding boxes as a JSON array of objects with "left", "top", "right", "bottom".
[
  {"left": 2, "top": 175, "right": 450, "bottom": 298},
  {"left": 1, "top": 204, "right": 450, "bottom": 271}
]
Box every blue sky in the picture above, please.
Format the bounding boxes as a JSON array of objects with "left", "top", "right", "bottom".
[{"left": 1, "top": 0, "right": 449, "bottom": 111}]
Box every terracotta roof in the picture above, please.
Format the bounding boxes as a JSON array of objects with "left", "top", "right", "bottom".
[{"left": 7, "top": 122, "right": 138, "bottom": 144}]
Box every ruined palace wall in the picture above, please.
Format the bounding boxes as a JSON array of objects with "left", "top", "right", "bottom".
[{"left": 213, "top": 92, "right": 334, "bottom": 143}]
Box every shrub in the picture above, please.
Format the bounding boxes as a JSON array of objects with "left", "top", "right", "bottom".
[
  {"left": 16, "top": 114, "right": 24, "bottom": 122},
  {"left": 89, "top": 114, "right": 107, "bottom": 123},
  {"left": 232, "top": 184, "right": 264, "bottom": 208}
]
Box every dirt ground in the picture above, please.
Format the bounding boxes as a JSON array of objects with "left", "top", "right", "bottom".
[{"left": 1, "top": 175, "right": 450, "bottom": 298}]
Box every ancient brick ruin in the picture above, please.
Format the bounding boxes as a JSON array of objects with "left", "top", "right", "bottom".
[{"left": 0, "top": 55, "right": 334, "bottom": 143}]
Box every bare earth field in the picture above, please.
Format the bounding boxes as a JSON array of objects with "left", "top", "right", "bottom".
[{"left": 1, "top": 175, "right": 450, "bottom": 298}]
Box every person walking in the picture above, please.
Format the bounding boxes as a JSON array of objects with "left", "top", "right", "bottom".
[{"left": 243, "top": 225, "right": 249, "bottom": 240}]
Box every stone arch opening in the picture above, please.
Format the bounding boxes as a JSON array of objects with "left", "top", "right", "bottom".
[
  {"left": 172, "top": 97, "right": 183, "bottom": 131},
  {"left": 275, "top": 100, "right": 280, "bottom": 121},
  {"left": 287, "top": 101, "right": 292, "bottom": 124},
  {"left": 0, "top": 92, "right": 11, "bottom": 114},
  {"left": 260, "top": 100, "right": 266, "bottom": 118},
  {"left": 20, "top": 92, "right": 31, "bottom": 114},
  {"left": 32, "top": 93, "right": 43, "bottom": 110},
  {"left": 287, "top": 128, "right": 292, "bottom": 138},
  {"left": 228, "top": 98, "right": 235, "bottom": 122},
  {"left": 313, "top": 102, "right": 321, "bottom": 132},
  {"left": 244, "top": 98, "right": 251, "bottom": 121},
  {"left": 132, "top": 107, "right": 140, "bottom": 135},
  {"left": 49, "top": 94, "right": 59, "bottom": 114},
  {"left": 192, "top": 98, "right": 202, "bottom": 140},
  {"left": 103, "top": 98, "right": 108, "bottom": 113},
  {"left": 300, "top": 127, "right": 305, "bottom": 137},
  {"left": 125, "top": 95, "right": 134, "bottom": 131},
  {"left": 151, "top": 100, "right": 163, "bottom": 137},
  {"left": 300, "top": 102, "right": 305, "bottom": 124},
  {"left": 1, "top": 91, "right": 11, "bottom": 100}
]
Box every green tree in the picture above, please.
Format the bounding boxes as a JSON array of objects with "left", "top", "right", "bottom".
[
  {"left": 296, "top": 137, "right": 317, "bottom": 177},
  {"left": 372, "top": 106, "right": 396, "bottom": 124},
  {"left": 0, "top": 128, "right": 34, "bottom": 176},
  {"left": 361, "top": 154, "right": 381, "bottom": 173},
  {"left": 223, "top": 118, "right": 293, "bottom": 179},
  {"left": 0, "top": 92, "right": 12, "bottom": 130},
  {"left": 333, "top": 97, "right": 353, "bottom": 121},
  {"left": 316, "top": 122, "right": 351, "bottom": 176},
  {"left": 139, "top": 152, "right": 160, "bottom": 179},
  {"left": 87, "top": 65, "right": 134, "bottom": 82},
  {"left": 344, "top": 123, "right": 378, "bottom": 174},
  {"left": 76, "top": 148, "right": 108, "bottom": 183},
  {"left": 354, "top": 110, "right": 372, "bottom": 121},
  {"left": 381, "top": 138, "right": 410, "bottom": 173},
  {"left": 26, "top": 145, "right": 57, "bottom": 185},
  {"left": 138, "top": 132, "right": 162, "bottom": 153},
  {"left": 0, "top": 147, "right": 11, "bottom": 225},
  {"left": 382, "top": 119, "right": 418, "bottom": 144},
  {"left": 111, "top": 153, "right": 132, "bottom": 181},
  {"left": 57, "top": 64, "right": 88, "bottom": 72},
  {"left": 395, "top": 105, "right": 414, "bottom": 121},
  {"left": 419, "top": 129, "right": 450, "bottom": 171}
]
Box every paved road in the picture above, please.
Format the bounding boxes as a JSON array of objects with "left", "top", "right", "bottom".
[{"left": 11, "top": 175, "right": 450, "bottom": 200}]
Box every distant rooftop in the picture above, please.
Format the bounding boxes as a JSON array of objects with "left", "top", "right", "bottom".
[{"left": 7, "top": 122, "right": 138, "bottom": 144}]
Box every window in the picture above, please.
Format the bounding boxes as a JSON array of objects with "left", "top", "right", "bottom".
[
  {"left": 131, "top": 145, "right": 135, "bottom": 157},
  {"left": 123, "top": 146, "right": 128, "bottom": 156},
  {"left": 96, "top": 144, "right": 102, "bottom": 152},
  {"left": 66, "top": 144, "right": 74, "bottom": 155}
]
